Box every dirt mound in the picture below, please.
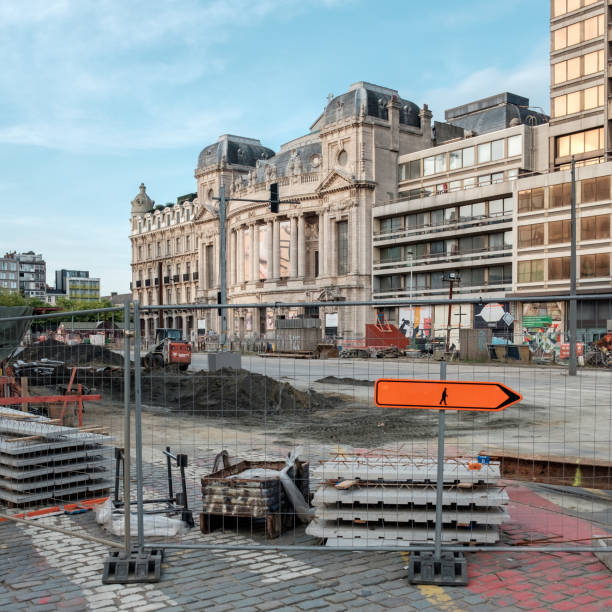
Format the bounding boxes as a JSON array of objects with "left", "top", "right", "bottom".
[
  {"left": 18, "top": 338, "right": 125, "bottom": 367},
  {"left": 315, "top": 376, "right": 373, "bottom": 387}
]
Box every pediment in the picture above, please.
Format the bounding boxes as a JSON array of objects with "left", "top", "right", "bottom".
[{"left": 316, "top": 169, "right": 354, "bottom": 194}]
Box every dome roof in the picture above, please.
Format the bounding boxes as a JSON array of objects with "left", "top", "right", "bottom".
[
  {"left": 197, "top": 135, "right": 275, "bottom": 170},
  {"left": 131, "top": 183, "right": 154, "bottom": 215},
  {"left": 321, "top": 82, "right": 421, "bottom": 128}
]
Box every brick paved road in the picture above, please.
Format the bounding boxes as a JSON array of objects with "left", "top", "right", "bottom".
[{"left": 2, "top": 491, "right": 612, "bottom": 611}]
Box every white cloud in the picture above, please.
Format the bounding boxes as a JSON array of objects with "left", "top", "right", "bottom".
[{"left": 422, "top": 46, "right": 550, "bottom": 121}]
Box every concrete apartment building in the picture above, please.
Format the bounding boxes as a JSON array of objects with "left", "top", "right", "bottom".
[
  {"left": 512, "top": 0, "right": 612, "bottom": 339},
  {"left": 2, "top": 252, "right": 46, "bottom": 299},
  {"left": 372, "top": 95, "right": 547, "bottom": 343},
  {"left": 130, "top": 82, "right": 435, "bottom": 341},
  {"left": 0, "top": 257, "right": 19, "bottom": 292}
]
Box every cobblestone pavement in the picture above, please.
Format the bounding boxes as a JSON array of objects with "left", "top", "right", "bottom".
[{"left": 2, "top": 484, "right": 612, "bottom": 612}]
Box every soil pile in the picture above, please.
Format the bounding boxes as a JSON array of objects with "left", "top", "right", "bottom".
[
  {"left": 18, "top": 338, "right": 125, "bottom": 367},
  {"left": 315, "top": 376, "right": 373, "bottom": 387}
]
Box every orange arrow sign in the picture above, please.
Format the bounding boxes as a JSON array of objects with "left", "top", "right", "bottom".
[{"left": 375, "top": 379, "right": 522, "bottom": 412}]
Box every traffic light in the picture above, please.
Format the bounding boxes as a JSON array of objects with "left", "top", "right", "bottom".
[{"left": 270, "top": 182, "right": 279, "bottom": 213}]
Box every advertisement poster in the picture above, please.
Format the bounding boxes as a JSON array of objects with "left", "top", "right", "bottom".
[
  {"left": 266, "top": 309, "right": 275, "bottom": 331},
  {"left": 474, "top": 302, "right": 512, "bottom": 331},
  {"left": 399, "top": 306, "right": 432, "bottom": 338},
  {"left": 245, "top": 311, "right": 252, "bottom": 332}
]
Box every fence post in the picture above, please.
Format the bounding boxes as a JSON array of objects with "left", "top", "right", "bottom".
[
  {"left": 434, "top": 359, "right": 447, "bottom": 560},
  {"left": 123, "top": 301, "right": 131, "bottom": 551},
  {"left": 133, "top": 300, "right": 144, "bottom": 552}
]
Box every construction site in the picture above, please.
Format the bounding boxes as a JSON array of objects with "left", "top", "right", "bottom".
[{"left": 1, "top": 301, "right": 612, "bottom": 609}]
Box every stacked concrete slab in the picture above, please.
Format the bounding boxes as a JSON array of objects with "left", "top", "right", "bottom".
[
  {"left": 306, "top": 456, "right": 508, "bottom": 547},
  {"left": 0, "top": 407, "right": 112, "bottom": 506}
]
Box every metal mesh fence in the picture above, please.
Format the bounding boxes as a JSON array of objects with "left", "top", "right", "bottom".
[{"left": 1, "top": 296, "right": 611, "bottom": 573}]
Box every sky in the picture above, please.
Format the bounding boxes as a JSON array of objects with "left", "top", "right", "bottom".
[{"left": 0, "top": 0, "right": 550, "bottom": 295}]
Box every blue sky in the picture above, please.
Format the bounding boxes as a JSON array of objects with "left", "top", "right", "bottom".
[{"left": 0, "top": 0, "right": 550, "bottom": 294}]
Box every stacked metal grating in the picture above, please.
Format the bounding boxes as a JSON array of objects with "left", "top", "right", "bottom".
[
  {"left": 0, "top": 407, "right": 113, "bottom": 506},
  {"left": 306, "top": 456, "right": 509, "bottom": 547}
]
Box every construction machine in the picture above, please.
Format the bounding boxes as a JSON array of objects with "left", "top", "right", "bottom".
[{"left": 143, "top": 328, "right": 191, "bottom": 371}]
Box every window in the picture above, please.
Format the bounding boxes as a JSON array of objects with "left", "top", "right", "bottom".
[
  {"left": 491, "top": 139, "right": 504, "bottom": 161},
  {"left": 518, "top": 260, "right": 544, "bottom": 282},
  {"left": 518, "top": 224, "right": 545, "bottom": 248},
  {"left": 398, "top": 159, "right": 421, "bottom": 180},
  {"left": 549, "top": 257, "right": 571, "bottom": 280},
  {"left": 582, "top": 176, "right": 610, "bottom": 203},
  {"left": 137, "top": 246, "right": 142, "bottom": 260},
  {"left": 176, "top": 237, "right": 181, "bottom": 253},
  {"left": 444, "top": 207, "right": 456, "bottom": 224},
  {"left": 380, "top": 246, "right": 402, "bottom": 263},
  {"left": 185, "top": 210, "right": 190, "bottom": 222},
  {"left": 518, "top": 188, "right": 545, "bottom": 212},
  {"left": 507, "top": 134, "right": 522, "bottom": 157},
  {"left": 462, "top": 147, "right": 474, "bottom": 167},
  {"left": 449, "top": 150, "right": 462, "bottom": 170},
  {"left": 478, "top": 175, "right": 491, "bottom": 186},
  {"left": 552, "top": 86, "right": 604, "bottom": 117},
  {"left": 379, "top": 275, "right": 402, "bottom": 291},
  {"left": 459, "top": 202, "right": 485, "bottom": 221},
  {"left": 552, "top": 15, "right": 604, "bottom": 50},
  {"left": 185, "top": 235, "right": 191, "bottom": 251},
  {"left": 156, "top": 242, "right": 161, "bottom": 257},
  {"left": 423, "top": 156, "right": 435, "bottom": 176},
  {"left": 430, "top": 240, "right": 444, "bottom": 255},
  {"left": 553, "top": 0, "right": 590, "bottom": 17},
  {"left": 463, "top": 177, "right": 475, "bottom": 189},
  {"left": 206, "top": 244, "right": 214, "bottom": 287},
  {"left": 431, "top": 209, "right": 444, "bottom": 227},
  {"left": 477, "top": 142, "right": 491, "bottom": 163},
  {"left": 581, "top": 214, "right": 610, "bottom": 239},
  {"left": 550, "top": 182, "right": 571, "bottom": 208},
  {"left": 489, "top": 233, "right": 504, "bottom": 251},
  {"left": 580, "top": 253, "right": 610, "bottom": 278},
  {"left": 548, "top": 219, "right": 571, "bottom": 243},
  {"left": 434, "top": 154, "right": 446, "bottom": 173},
  {"left": 186, "top": 287, "right": 191, "bottom": 302},
  {"left": 406, "top": 212, "right": 428, "bottom": 228},
  {"left": 147, "top": 244, "right": 152, "bottom": 258},
  {"left": 414, "top": 273, "right": 427, "bottom": 289},
  {"left": 491, "top": 172, "right": 504, "bottom": 184},
  {"left": 337, "top": 220, "right": 348, "bottom": 275},
  {"left": 556, "top": 128, "right": 604, "bottom": 159},
  {"left": 166, "top": 239, "right": 171, "bottom": 255},
  {"left": 379, "top": 217, "right": 403, "bottom": 234}
]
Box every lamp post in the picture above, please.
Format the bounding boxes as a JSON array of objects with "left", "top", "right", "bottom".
[{"left": 442, "top": 271, "right": 460, "bottom": 353}]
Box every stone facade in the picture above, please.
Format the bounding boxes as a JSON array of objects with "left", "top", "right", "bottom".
[{"left": 130, "top": 82, "right": 434, "bottom": 341}]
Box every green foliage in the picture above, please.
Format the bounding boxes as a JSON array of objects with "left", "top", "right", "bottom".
[
  {"left": 55, "top": 297, "right": 123, "bottom": 322},
  {"left": 0, "top": 290, "right": 27, "bottom": 306}
]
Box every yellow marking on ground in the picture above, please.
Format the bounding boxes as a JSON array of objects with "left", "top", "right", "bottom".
[
  {"left": 417, "top": 585, "right": 469, "bottom": 612},
  {"left": 573, "top": 465, "right": 582, "bottom": 487},
  {"left": 400, "top": 553, "right": 468, "bottom": 612}
]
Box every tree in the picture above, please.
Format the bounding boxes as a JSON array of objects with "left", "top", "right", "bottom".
[{"left": 0, "top": 290, "right": 27, "bottom": 306}]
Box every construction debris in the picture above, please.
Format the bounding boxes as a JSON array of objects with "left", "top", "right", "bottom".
[
  {"left": 17, "top": 338, "right": 125, "bottom": 367},
  {"left": 306, "top": 455, "right": 509, "bottom": 547},
  {"left": 0, "top": 406, "right": 112, "bottom": 506}
]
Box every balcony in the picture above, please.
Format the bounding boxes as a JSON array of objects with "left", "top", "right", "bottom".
[
  {"left": 173, "top": 275, "right": 179, "bottom": 283},
  {"left": 183, "top": 273, "right": 190, "bottom": 281},
  {"left": 374, "top": 212, "right": 512, "bottom": 244},
  {"left": 373, "top": 246, "right": 512, "bottom": 272},
  {"left": 145, "top": 279, "right": 151, "bottom": 287},
  {"left": 372, "top": 281, "right": 510, "bottom": 301}
]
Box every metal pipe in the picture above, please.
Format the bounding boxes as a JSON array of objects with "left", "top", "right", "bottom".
[
  {"left": 122, "top": 300, "right": 131, "bottom": 552},
  {"left": 569, "top": 156, "right": 577, "bottom": 376},
  {"left": 130, "top": 292, "right": 612, "bottom": 313},
  {"left": 133, "top": 300, "right": 144, "bottom": 552},
  {"left": 143, "top": 542, "right": 609, "bottom": 553},
  {"left": 434, "top": 360, "right": 447, "bottom": 560},
  {"left": 0, "top": 306, "right": 123, "bottom": 322},
  {"left": 0, "top": 512, "right": 120, "bottom": 549}
]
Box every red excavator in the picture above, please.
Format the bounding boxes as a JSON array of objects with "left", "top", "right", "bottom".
[{"left": 143, "top": 328, "right": 191, "bottom": 371}]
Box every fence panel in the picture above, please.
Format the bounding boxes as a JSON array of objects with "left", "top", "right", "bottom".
[{"left": 132, "top": 297, "right": 612, "bottom": 558}]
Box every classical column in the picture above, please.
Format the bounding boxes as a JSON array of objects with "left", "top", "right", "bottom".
[
  {"left": 350, "top": 206, "right": 358, "bottom": 274},
  {"left": 290, "top": 216, "right": 298, "bottom": 278},
  {"left": 273, "top": 219, "right": 280, "bottom": 279},
  {"left": 182, "top": 315, "right": 188, "bottom": 341},
  {"left": 237, "top": 228, "right": 244, "bottom": 283},
  {"left": 230, "top": 230, "right": 237, "bottom": 286},
  {"left": 251, "top": 224, "right": 258, "bottom": 282},
  {"left": 329, "top": 217, "right": 337, "bottom": 276},
  {"left": 198, "top": 241, "right": 205, "bottom": 290},
  {"left": 214, "top": 234, "right": 220, "bottom": 287},
  {"left": 201, "top": 242, "right": 208, "bottom": 290},
  {"left": 298, "top": 215, "right": 306, "bottom": 278},
  {"left": 318, "top": 213, "right": 326, "bottom": 277},
  {"left": 266, "top": 220, "right": 273, "bottom": 280}
]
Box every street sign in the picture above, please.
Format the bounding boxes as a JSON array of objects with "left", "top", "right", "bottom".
[
  {"left": 374, "top": 379, "right": 522, "bottom": 412},
  {"left": 478, "top": 303, "right": 505, "bottom": 323}
]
